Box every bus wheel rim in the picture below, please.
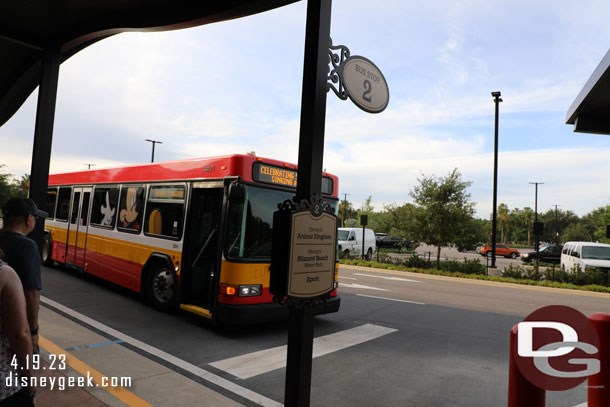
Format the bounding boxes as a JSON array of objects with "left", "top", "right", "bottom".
[{"left": 152, "top": 269, "right": 174, "bottom": 303}]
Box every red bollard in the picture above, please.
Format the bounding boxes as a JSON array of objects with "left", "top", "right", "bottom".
[
  {"left": 508, "top": 324, "right": 546, "bottom": 407},
  {"left": 588, "top": 313, "right": 610, "bottom": 406}
]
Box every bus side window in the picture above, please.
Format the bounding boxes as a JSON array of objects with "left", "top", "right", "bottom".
[
  {"left": 117, "top": 186, "right": 144, "bottom": 233},
  {"left": 90, "top": 187, "right": 119, "bottom": 228},
  {"left": 55, "top": 187, "right": 71, "bottom": 222},
  {"left": 144, "top": 185, "right": 185, "bottom": 239},
  {"left": 46, "top": 187, "right": 57, "bottom": 219}
]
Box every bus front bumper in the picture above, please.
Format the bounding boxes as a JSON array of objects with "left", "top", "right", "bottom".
[{"left": 216, "top": 295, "right": 341, "bottom": 325}]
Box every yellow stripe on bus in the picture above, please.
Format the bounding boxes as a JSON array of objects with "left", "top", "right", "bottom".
[
  {"left": 39, "top": 335, "right": 152, "bottom": 407},
  {"left": 46, "top": 225, "right": 182, "bottom": 267}
]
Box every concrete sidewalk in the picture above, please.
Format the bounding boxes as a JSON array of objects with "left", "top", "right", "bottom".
[{"left": 35, "top": 306, "right": 245, "bottom": 407}]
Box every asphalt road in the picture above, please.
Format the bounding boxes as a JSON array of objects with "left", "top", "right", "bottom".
[{"left": 39, "top": 263, "right": 609, "bottom": 407}]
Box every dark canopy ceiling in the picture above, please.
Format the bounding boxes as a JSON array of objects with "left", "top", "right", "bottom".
[
  {"left": 566, "top": 48, "right": 610, "bottom": 135},
  {"left": 0, "top": 0, "right": 297, "bottom": 127}
]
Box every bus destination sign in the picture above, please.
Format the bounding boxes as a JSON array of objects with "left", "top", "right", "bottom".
[
  {"left": 287, "top": 210, "right": 336, "bottom": 298},
  {"left": 253, "top": 162, "right": 297, "bottom": 188}
]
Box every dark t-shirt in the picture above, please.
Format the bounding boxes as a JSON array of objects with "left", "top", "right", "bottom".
[{"left": 0, "top": 231, "right": 42, "bottom": 290}]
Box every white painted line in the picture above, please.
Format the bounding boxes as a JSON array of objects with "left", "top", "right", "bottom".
[
  {"left": 357, "top": 294, "right": 425, "bottom": 305},
  {"left": 41, "top": 296, "right": 282, "bottom": 407},
  {"left": 211, "top": 324, "right": 397, "bottom": 380},
  {"left": 354, "top": 273, "right": 422, "bottom": 283},
  {"left": 572, "top": 403, "right": 587, "bottom": 407},
  {"left": 340, "top": 283, "right": 389, "bottom": 291},
  {"left": 339, "top": 276, "right": 357, "bottom": 280}
]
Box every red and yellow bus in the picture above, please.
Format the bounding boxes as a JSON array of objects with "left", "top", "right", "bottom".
[{"left": 43, "top": 154, "right": 340, "bottom": 323}]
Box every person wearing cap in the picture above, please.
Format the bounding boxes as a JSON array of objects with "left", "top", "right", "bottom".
[{"left": 0, "top": 198, "right": 48, "bottom": 353}]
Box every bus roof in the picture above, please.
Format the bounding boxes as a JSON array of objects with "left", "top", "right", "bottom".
[{"left": 48, "top": 154, "right": 339, "bottom": 196}]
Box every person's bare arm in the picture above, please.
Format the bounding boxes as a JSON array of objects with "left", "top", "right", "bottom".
[
  {"left": 2, "top": 269, "right": 35, "bottom": 391},
  {"left": 24, "top": 289, "right": 39, "bottom": 349}
]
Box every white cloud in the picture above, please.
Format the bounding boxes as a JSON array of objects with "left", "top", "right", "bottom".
[{"left": 1, "top": 0, "right": 610, "bottom": 224}]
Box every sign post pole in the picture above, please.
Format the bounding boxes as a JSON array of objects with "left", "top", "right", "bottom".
[{"left": 286, "top": 1, "right": 332, "bottom": 406}]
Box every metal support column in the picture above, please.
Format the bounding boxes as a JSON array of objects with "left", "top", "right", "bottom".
[
  {"left": 491, "top": 91, "right": 502, "bottom": 268},
  {"left": 29, "top": 47, "right": 60, "bottom": 252},
  {"left": 285, "top": 1, "right": 332, "bottom": 406}
]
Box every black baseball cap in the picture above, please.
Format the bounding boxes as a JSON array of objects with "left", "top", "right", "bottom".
[{"left": 2, "top": 197, "right": 48, "bottom": 219}]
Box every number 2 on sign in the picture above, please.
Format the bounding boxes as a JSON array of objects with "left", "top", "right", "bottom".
[{"left": 362, "top": 80, "right": 372, "bottom": 102}]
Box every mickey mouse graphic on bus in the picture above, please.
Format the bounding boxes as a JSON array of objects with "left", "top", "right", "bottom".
[{"left": 119, "top": 187, "right": 141, "bottom": 230}]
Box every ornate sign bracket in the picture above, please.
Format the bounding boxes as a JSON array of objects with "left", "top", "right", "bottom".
[{"left": 327, "top": 38, "right": 351, "bottom": 101}]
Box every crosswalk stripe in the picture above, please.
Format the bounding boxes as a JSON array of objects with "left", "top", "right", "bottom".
[{"left": 210, "top": 324, "right": 397, "bottom": 379}]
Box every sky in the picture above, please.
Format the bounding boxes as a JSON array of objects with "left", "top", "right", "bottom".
[{"left": 1, "top": 0, "right": 610, "bottom": 219}]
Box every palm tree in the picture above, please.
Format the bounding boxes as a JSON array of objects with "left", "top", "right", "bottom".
[{"left": 497, "top": 203, "right": 510, "bottom": 243}]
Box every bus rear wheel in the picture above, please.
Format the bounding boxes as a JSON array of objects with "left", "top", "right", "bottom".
[{"left": 146, "top": 264, "right": 178, "bottom": 311}]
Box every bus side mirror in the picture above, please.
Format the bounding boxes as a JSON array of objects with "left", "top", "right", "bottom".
[{"left": 229, "top": 182, "right": 246, "bottom": 204}]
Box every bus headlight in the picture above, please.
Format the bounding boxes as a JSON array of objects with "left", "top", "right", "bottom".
[{"left": 238, "top": 284, "right": 262, "bottom": 297}]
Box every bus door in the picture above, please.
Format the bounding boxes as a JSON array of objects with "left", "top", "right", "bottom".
[
  {"left": 181, "top": 181, "right": 225, "bottom": 310},
  {"left": 66, "top": 187, "right": 91, "bottom": 269}
]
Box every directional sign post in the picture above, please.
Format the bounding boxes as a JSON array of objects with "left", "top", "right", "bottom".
[{"left": 270, "top": 5, "right": 390, "bottom": 407}]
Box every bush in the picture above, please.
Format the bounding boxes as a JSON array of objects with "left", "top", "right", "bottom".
[
  {"left": 401, "top": 253, "right": 430, "bottom": 269},
  {"left": 439, "top": 258, "right": 485, "bottom": 275},
  {"left": 502, "top": 264, "right": 525, "bottom": 279}
]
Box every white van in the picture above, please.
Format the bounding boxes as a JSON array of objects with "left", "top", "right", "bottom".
[
  {"left": 337, "top": 227, "right": 376, "bottom": 260},
  {"left": 560, "top": 241, "right": 610, "bottom": 272}
]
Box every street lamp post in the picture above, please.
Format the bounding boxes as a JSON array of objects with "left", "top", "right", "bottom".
[
  {"left": 491, "top": 91, "right": 502, "bottom": 268},
  {"left": 553, "top": 204, "right": 560, "bottom": 246},
  {"left": 145, "top": 139, "right": 162, "bottom": 162},
  {"left": 530, "top": 182, "right": 544, "bottom": 261}
]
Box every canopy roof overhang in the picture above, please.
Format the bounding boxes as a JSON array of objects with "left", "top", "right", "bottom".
[
  {"left": 566, "top": 48, "right": 610, "bottom": 135},
  {"left": 0, "top": 0, "right": 297, "bottom": 128}
]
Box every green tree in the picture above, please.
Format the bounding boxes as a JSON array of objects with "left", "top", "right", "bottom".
[
  {"left": 0, "top": 165, "right": 20, "bottom": 211},
  {"left": 522, "top": 207, "right": 534, "bottom": 246},
  {"left": 497, "top": 203, "right": 511, "bottom": 243},
  {"left": 409, "top": 168, "right": 475, "bottom": 269},
  {"left": 338, "top": 198, "right": 357, "bottom": 227},
  {"left": 17, "top": 174, "right": 30, "bottom": 197}
]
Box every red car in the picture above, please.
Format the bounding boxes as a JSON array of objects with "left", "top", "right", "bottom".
[{"left": 479, "top": 243, "right": 520, "bottom": 259}]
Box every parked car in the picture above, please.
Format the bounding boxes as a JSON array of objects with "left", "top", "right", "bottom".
[
  {"left": 376, "top": 234, "right": 410, "bottom": 249},
  {"left": 521, "top": 245, "right": 563, "bottom": 264},
  {"left": 457, "top": 242, "right": 481, "bottom": 252},
  {"left": 479, "top": 243, "right": 520, "bottom": 259},
  {"left": 560, "top": 241, "right": 610, "bottom": 272},
  {"left": 338, "top": 227, "right": 377, "bottom": 259}
]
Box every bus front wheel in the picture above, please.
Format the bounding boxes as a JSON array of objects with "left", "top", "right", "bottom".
[
  {"left": 42, "top": 234, "right": 54, "bottom": 266},
  {"left": 146, "top": 264, "right": 178, "bottom": 311}
]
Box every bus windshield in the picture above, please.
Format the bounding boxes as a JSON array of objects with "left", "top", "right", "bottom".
[
  {"left": 581, "top": 246, "right": 610, "bottom": 260},
  {"left": 225, "top": 185, "right": 337, "bottom": 260}
]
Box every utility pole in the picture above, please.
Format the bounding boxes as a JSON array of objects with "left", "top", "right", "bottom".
[
  {"left": 490, "top": 91, "right": 502, "bottom": 268},
  {"left": 145, "top": 139, "right": 162, "bottom": 162},
  {"left": 342, "top": 193, "right": 349, "bottom": 227},
  {"left": 84, "top": 163, "right": 95, "bottom": 170}
]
